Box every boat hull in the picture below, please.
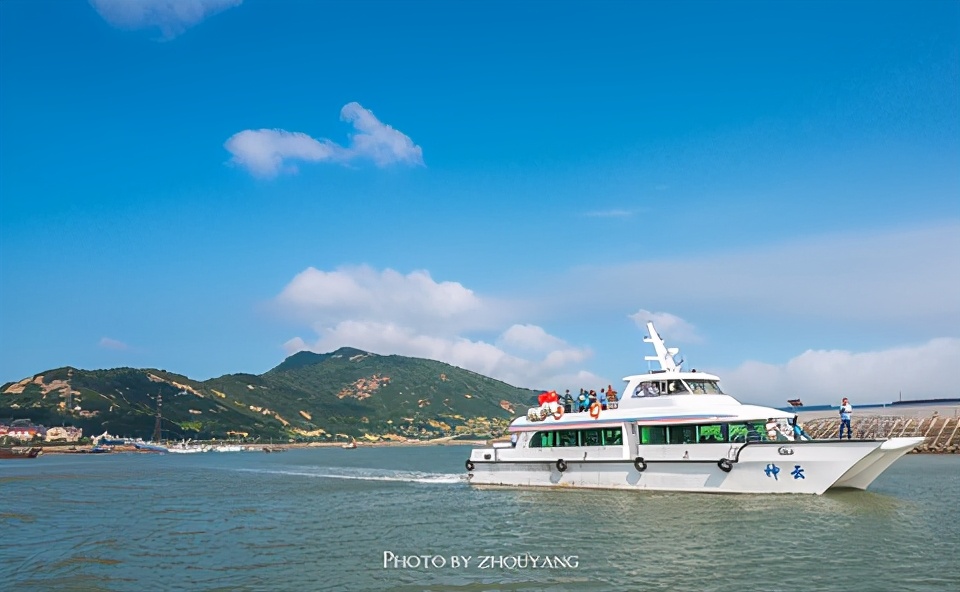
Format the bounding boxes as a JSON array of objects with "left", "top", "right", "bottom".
[
  {"left": 0, "top": 447, "right": 43, "bottom": 459},
  {"left": 466, "top": 438, "right": 924, "bottom": 494}
]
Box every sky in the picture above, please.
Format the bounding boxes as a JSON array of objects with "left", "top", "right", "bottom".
[{"left": 1, "top": 0, "right": 958, "bottom": 407}]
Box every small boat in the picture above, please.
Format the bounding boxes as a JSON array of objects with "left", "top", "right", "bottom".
[
  {"left": 466, "top": 322, "right": 924, "bottom": 495},
  {"left": 0, "top": 447, "right": 43, "bottom": 459},
  {"left": 134, "top": 442, "right": 169, "bottom": 453},
  {"left": 341, "top": 441, "right": 358, "bottom": 449},
  {"left": 166, "top": 442, "right": 208, "bottom": 454},
  {"left": 213, "top": 444, "right": 243, "bottom": 452}
]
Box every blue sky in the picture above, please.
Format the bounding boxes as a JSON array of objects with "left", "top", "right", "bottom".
[{"left": 1, "top": 0, "right": 958, "bottom": 406}]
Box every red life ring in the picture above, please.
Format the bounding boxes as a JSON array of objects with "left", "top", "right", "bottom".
[{"left": 589, "top": 403, "right": 601, "bottom": 419}]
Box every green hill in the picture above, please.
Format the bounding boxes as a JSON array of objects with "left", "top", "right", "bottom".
[{"left": 0, "top": 348, "right": 540, "bottom": 442}]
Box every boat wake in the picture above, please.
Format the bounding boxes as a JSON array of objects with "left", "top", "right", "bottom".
[{"left": 235, "top": 466, "right": 466, "bottom": 485}]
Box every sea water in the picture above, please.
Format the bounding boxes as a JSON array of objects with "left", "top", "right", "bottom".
[{"left": 1, "top": 448, "right": 957, "bottom": 592}]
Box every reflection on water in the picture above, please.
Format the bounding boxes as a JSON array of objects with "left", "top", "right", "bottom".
[{"left": 1, "top": 449, "right": 957, "bottom": 592}]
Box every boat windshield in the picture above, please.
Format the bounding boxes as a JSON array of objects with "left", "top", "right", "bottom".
[{"left": 684, "top": 380, "right": 724, "bottom": 395}]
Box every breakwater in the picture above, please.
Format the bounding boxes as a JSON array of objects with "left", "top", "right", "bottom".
[{"left": 803, "top": 414, "right": 959, "bottom": 453}]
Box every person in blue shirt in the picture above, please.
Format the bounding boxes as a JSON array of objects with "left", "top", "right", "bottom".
[
  {"left": 838, "top": 397, "right": 853, "bottom": 440},
  {"left": 577, "top": 391, "right": 589, "bottom": 412},
  {"left": 598, "top": 389, "right": 608, "bottom": 410},
  {"left": 790, "top": 416, "right": 811, "bottom": 441}
]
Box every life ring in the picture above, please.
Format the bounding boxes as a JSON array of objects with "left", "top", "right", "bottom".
[
  {"left": 589, "top": 403, "right": 601, "bottom": 419},
  {"left": 465, "top": 459, "right": 475, "bottom": 471},
  {"left": 633, "top": 456, "right": 647, "bottom": 472},
  {"left": 717, "top": 458, "right": 732, "bottom": 473},
  {"left": 552, "top": 407, "right": 564, "bottom": 420},
  {"left": 556, "top": 458, "right": 567, "bottom": 472}
]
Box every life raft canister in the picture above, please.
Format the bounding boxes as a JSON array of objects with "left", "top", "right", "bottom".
[
  {"left": 589, "top": 402, "right": 601, "bottom": 419},
  {"left": 717, "top": 458, "right": 733, "bottom": 473},
  {"left": 556, "top": 458, "right": 567, "bottom": 472},
  {"left": 634, "top": 456, "right": 647, "bottom": 472}
]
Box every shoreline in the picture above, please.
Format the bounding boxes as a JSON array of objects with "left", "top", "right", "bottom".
[{"left": 35, "top": 437, "right": 494, "bottom": 455}]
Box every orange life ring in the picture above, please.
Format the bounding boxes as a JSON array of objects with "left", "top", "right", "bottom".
[
  {"left": 589, "top": 403, "right": 601, "bottom": 419},
  {"left": 552, "top": 406, "right": 564, "bottom": 420}
]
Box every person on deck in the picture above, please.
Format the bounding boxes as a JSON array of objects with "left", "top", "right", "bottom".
[
  {"left": 578, "top": 391, "right": 589, "bottom": 412},
  {"left": 790, "top": 416, "right": 811, "bottom": 441},
  {"left": 598, "top": 389, "right": 608, "bottom": 410},
  {"left": 839, "top": 397, "right": 853, "bottom": 440}
]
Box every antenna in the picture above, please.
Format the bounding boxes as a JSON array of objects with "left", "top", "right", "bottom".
[
  {"left": 643, "top": 322, "right": 680, "bottom": 371},
  {"left": 153, "top": 391, "right": 163, "bottom": 442}
]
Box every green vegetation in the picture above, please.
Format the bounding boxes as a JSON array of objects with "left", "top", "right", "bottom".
[{"left": 0, "top": 348, "right": 539, "bottom": 441}]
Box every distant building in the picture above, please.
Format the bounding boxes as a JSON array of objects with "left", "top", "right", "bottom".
[
  {"left": 45, "top": 426, "right": 82, "bottom": 442},
  {"left": 6, "top": 425, "right": 45, "bottom": 441}
]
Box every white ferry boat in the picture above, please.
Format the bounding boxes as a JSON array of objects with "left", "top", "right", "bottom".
[{"left": 466, "top": 323, "right": 924, "bottom": 494}]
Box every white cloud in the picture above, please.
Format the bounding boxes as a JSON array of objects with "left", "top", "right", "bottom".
[
  {"left": 720, "top": 338, "right": 960, "bottom": 407},
  {"left": 498, "top": 324, "right": 566, "bottom": 352},
  {"left": 558, "top": 222, "right": 960, "bottom": 330},
  {"left": 628, "top": 309, "right": 703, "bottom": 343},
  {"left": 271, "top": 224, "right": 958, "bottom": 398},
  {"left": 90, "top": 0, "right": 241, "bottom": 40},
  {"left": 222, "top": 130, "right": 340, "bottom": 178},
  {"left": 99, "top": 337, "right": 129, "bottom": 350},
  {"left": 339, "top": 102, "right": 424, "bottom": 167},
  {"left": 225, "top": 102, "right": 423, "bottom": 178},
  {"left": 275, "top": 266, "right": 593, "bottom": 390},
  {"left": 276, "top": 266, "right": 487, "bottom": 332}
]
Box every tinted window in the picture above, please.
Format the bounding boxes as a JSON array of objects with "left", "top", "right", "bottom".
[
  {"left": 668, "top": 425, "right": 697, "bottom": 444},
  {"left": 581, "top": 429, "right": 601, "bottom": 446},
  {"left": 640, "top": 426, "right": 667, "bottom": 444},
  {"left": 602, "top": 428, "right": 623, "bottom": 446},
  {"left": 559, "top": 430, "right": 578, "bottom": 447}
]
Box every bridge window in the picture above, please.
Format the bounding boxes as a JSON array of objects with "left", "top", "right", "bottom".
[{"left": 685, "top": 380, "right": 724, "bottom": 395}]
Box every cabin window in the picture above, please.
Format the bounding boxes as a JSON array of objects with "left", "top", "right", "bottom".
[
  {"left": 602, "top": 428, "right": 623, "bottom": 446},
  {"left": 529, "top": 431, "right": 555, "bottom": 448},
  {"left": 728, "top": 422, "right": 764, "bottom": 443},
  {"left": 558, "top": 430, "right": 579, "bottom": 447},
  {"left": 640, "top": 426, "right": 667, "bottom": 444},
  {"left": 532, "top": 428, "right": 624, "bottom": 448},
  {"left": 581, "top": 429, "right": 602, "bottom": 447},
  {"left": 668, "top": 425, "right": 697, "bottom": 444},
  {"left": 697, "top": 424, "right": 726, "bottom": 443}
]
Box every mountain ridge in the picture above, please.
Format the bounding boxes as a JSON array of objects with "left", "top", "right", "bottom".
[{"left": 0, "top": 348, "right": 540, "bottom": 442}]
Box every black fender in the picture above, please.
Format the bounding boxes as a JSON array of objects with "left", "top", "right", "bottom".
[
  {"left": 556, "top": 458, "right": 567, "bottom": 472},
  {"left": 633, "top": 456, "right": 647, "bottom": 472},
  {"left": 718, "top": 458, "right": 733, "bottom": 473},
  {"left": 465, "top": 459, "right": 475, "bottom": 472}
]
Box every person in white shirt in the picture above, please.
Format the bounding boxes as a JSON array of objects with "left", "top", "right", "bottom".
[{"left": 839, "top": 397, "right": 853, "bottom": 440}]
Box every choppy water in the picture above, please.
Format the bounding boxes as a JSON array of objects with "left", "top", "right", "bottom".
[{"left": 1, "top": 448, "right": 957, "bottom": 592}]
